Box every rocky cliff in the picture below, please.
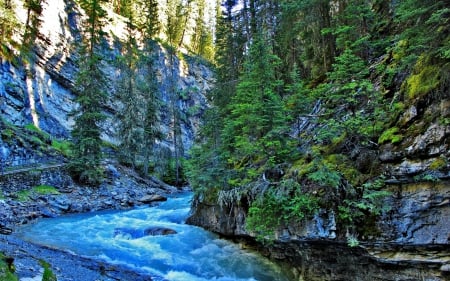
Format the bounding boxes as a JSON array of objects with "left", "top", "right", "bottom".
[
  {"left": 0, "top": 0, "right": 213, "bottom": 151},
  {"left": 187, "top": 33, "right": 450, "bottom": 281}
]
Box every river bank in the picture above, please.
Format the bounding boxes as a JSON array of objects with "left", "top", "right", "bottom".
[
  {"left": 0, "top": 161, "right": 184, "bottom": 280},
  {"left": 2, "top": 191, "right": 293, "bottom": 281},
  {"left": 0, "top": 234, "right": 153, "bottom": 281}
]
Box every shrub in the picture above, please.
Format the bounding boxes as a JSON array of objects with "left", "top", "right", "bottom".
[
  {"left": 0, "top": 253, "right": 18, "bottom": 281},
  {"left": 39, "top": 260, "right": 57, "bottom": 281},
  {"left": 246, "top": 181, "right": 319, "bottom": 243},
  {"left": 378, "top": 127, "right": 403, "bottom": 144}
]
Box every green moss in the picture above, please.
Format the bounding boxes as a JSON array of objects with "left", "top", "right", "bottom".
[
  {"left": 32, "top": 185, "right": 60, "bottom": 195},
  {"left": 25, "top": 123, "right": 40, "bottom": 133},
  {"left": 429, "top": 157, "right": 447, "bottom": 170},
  {"left": 392, "top": 39, "right": 408, "bottom": 62},
  {"left": 52, "top": 139, "right": 72, "bottom": 157},
  {"left": 30, "top": 135, "right": 44, "bottom": 146},
  {"left": 378, "top": 127, "right": 403, "bottom": 144},
  {"left": 404, "top": 55, "right": 440, "bottom": 100},
  {"left": 15, "top": 185, "right": 59, "bottom": 202},
  {"left": 16, "top": 190, "right": 31, "bottom": 202},
  {"left": 1, "top": 128, "right": 14, "bottom": 140}
]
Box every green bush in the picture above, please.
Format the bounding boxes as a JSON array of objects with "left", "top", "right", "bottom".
[
  {"left": 39, "top": 260, "right": 57, "bottom": 281},
  {"left": 246, "top": 181, "right": 319, "bottom": 243},
  {"left": 0, "top": 253, "right": 18, "bottom": 281}
]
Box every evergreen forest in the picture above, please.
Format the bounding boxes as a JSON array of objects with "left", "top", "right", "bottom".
[
  {"left": 184, "top": 0, "right": 449, "bottom": 242},
  {"left": 1, "top": 0, "right": 449, "bottom": 244}
]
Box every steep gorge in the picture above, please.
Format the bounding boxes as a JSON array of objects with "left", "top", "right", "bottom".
[{"left": 0, "top": 0, "right": 449, "bottom": 280}]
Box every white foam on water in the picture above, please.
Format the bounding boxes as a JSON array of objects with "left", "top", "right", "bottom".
[{"left": 17, "top": 193, "right": 291, "bottom": 281}]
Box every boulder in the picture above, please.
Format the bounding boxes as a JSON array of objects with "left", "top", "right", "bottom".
[
  {"left": 138, "top": 194, "right": 167, "bottom": 204},
  {"left": 113, "top": 226, "right": 177, "bottom": 239},
  {"left": 144, "top": 227, "right": 177, "bottom": 236}
]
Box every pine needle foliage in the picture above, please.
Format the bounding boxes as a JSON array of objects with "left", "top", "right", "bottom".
[{"left": 69, "top": 0, "right": 109, "bottom": 185}]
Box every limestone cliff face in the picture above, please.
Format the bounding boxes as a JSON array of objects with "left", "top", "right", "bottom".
[{"left": 0, "top": 0, "right": 213, "bottom": 150}]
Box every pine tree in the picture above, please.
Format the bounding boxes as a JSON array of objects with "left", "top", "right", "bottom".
[
  {"left": 395, "top": 0, "right": 449, "bottom": 66},
  {"left": 21, "top": 0, "right": 44, "bottom": 61},
  {"left": 116, "top": 18, "right": 144, "bottom": 169},
  {"left": 69, "top": 0, "right": 109, "bottom": 185},
  {"left": 136, "top": 0, "right": 160, "bottom": 39},
  {"left": 213, "top": 0, "right": 242, "bottom": 114},
  {"left": 222, "top": 32, "right": 289, "bottom": 185},
  {"left": 277, "top": 0, "right": 335, "bottom": 80},
  {"left": 191, "top": 0, "right": 214, "bottom": 60},
  {"left": 186, "top": 0, "right": 239, "bottom": 195},
  {"left": 0, "top": 0, "right": 21, "bottom": 61},
  {"left": 112, "top": 0, "right": 132, "bottom": 17},
  {"left": 140, "top": 39, "right": 162, "bottom": 177},
  {"left": 165, "top": 0, "right": 184, "bottom": 186}
]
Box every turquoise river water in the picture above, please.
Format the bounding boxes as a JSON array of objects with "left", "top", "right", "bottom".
[{"left": 17, "top": 193, "right": 292, "bottom": 281}]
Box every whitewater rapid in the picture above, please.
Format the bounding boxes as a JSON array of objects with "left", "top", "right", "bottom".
[{"left": 17, "top": 193, "right": 291, "bottom": 281}]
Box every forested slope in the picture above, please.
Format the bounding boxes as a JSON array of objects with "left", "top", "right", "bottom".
[{"left": 186, "top": 1, "right": 449, "bottom": 279}]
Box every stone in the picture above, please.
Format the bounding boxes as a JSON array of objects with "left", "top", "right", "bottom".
[
  {"left": 379, "top": 144, "right": 404, "bottom": 162},
  {"left": 0, "top": 225, "right": 12, "bottom": 235},
  {"left": 406, "top": 123, "right": 447, "bottom": 157},
  {"left": 398, "top": 105, "right": 417, "bottom": 126},
  {"left": 113, "top": 226, "right": 177, "bottom": 239},
  {"left": 143, "top": 227, "right": 177, "bottom": 236},
  {"left": 106, "top": 164, "right": 120, "bottom": 179},
  {"left": 441, "top": 264, "right": 450, "bottom": 272},
  {"left": 138, "top": 194, "right": 167, "bottom": 204}
]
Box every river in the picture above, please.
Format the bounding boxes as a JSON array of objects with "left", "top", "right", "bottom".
[{"left": 16, "top": 192, "right": 292, "bottom": 281}]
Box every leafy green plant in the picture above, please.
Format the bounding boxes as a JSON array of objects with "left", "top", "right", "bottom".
[
  {"left": 414, "top": 173, "right": 440, "bottom": 182},
  {"left": 347, "top": 234, "right": 359, "bottom": 247},
  {"left": 378, "top": 127, "right": 403, "bottom": 144},
  {"left": 338, "top": 177, "right": 391, "bottom": 238},
  {"left": 307, "top": 164, "right": 341, "bottom": 188},
  {"left": 246, "top": 193, "right": 283, "bottom": 242},
  {"left": 39, "top": 260, "right": 57, "bottom": 281},
  {"left": 246, "top": 180, "right": 319, "bottom": 243},
  {"left": 0, "top": 253, "right": 18, "bottom": 281}
]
